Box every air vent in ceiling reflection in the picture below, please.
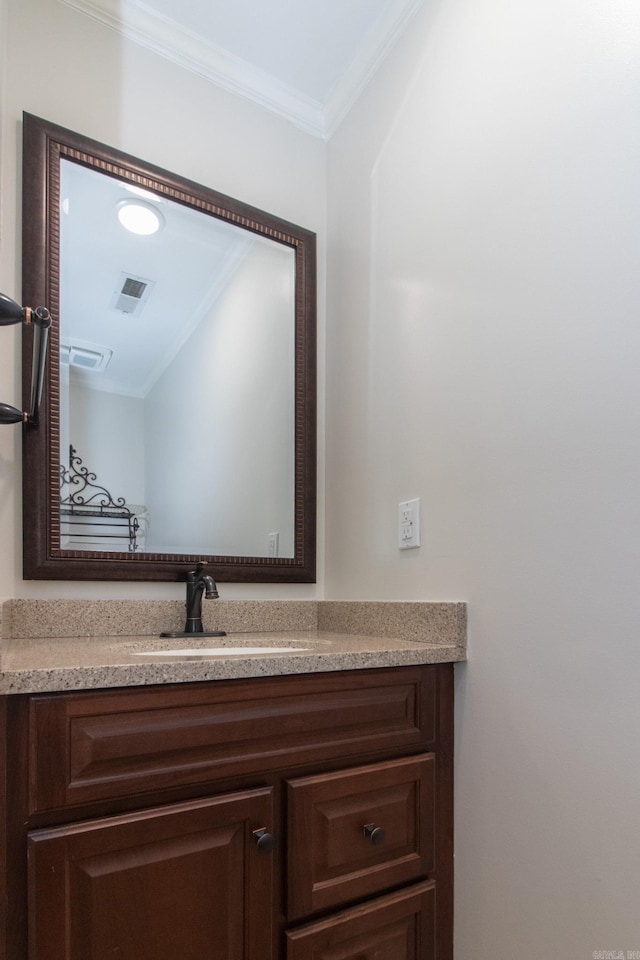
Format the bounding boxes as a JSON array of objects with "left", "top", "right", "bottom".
[
  {"left": 122, "top": 277, "right": 147, "bottom": 299},
  {"left": 111, "top": 272, "right": 155, "bottom": 316},
  {"left": 61, "top": 341, "right": 113, "bottom": 372}
]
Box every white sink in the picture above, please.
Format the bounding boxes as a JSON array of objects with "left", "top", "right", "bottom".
[{"left": 134, "top": 645, "right": 311, "bottom": 658}]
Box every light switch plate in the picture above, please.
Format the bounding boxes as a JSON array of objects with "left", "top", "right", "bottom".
[{"left": 267, "top": 532, "right": 279, "bottom": 557}]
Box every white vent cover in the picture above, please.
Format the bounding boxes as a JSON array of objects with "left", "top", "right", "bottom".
[
  {"left": 111, "top": 272, "right": 155, "bottom": 316},
  {"left": 61, "top": 340, "right": 113, "bottom": 372}
]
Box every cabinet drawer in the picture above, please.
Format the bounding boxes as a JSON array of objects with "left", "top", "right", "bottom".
[
  {"left": 287, "top": 754, "right": 434, "bottom": 919},
  {"left": 286, "top": 881, "right": 435, "bottom": 960},
  {"left": 28, "top": 667, "right": 436, "bottom": 813}
]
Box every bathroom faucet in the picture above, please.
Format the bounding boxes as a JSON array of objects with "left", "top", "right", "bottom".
[{"left": 184, "top": 562, "right": 219, "bottom": 634}]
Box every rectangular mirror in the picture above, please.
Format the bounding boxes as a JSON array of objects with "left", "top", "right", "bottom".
[{"left": 22, "top": 114, "right": 316, "bottom": 582}]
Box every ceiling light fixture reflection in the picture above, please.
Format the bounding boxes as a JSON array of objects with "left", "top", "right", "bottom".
[
  {"left": 117, "top": 199, "right": 165, "bottom": 236},
  {"left": 125, "top": 183, "right": 164, "bottom": 202}
]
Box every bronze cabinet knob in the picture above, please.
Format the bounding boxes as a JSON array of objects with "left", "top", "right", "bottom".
[
  {"left": 363, "top": 823, "right": 386, "bottom": 845},
  {"left": 253, "top": 828, "right": 276, "bottom": 852}
]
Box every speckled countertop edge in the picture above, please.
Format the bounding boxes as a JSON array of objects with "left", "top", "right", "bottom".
[
  {"left": 0, "top": 632, "right": 466, "bottom": 694},
  {"left": 0, "top": 600, "right": 467, "bottom": 694}
]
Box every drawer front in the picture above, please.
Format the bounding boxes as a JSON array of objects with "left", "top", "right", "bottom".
[
  {"left": 287, "top": 754, "right": 435, "bottom": 919},
  {"left": 28, "top": 667, "right": 436, "bottom": 814},
  {"left": 286, "top": 881, "right": 435, "bottom": 960}
]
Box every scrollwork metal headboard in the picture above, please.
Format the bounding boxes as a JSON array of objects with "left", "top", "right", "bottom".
[{"left": 59, "top": 445, "right": 143, "bottom": 552}]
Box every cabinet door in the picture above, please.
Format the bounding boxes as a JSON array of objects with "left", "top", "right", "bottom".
[
  {"left": 286, "top": 881, "right": 435, "bottom": 960},
  {"left": 28, "top": 787, "right": 274, "bottom": 960}
]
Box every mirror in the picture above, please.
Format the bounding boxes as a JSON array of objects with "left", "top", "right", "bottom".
[{"left": 22, "top": 113, "right": 316, "bottom": 582}]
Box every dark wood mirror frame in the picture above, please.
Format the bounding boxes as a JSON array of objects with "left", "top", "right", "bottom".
[{"left": 21, "top": 113, "right": 316, "bottom": 582}]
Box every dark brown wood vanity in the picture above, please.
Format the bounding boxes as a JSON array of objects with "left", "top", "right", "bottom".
[{"left": 0, "top": 663, "right": 454, "bottom": 960}]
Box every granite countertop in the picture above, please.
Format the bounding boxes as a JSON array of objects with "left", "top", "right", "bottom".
[
  {"left": 0, "top": 599, "right": 467, "bottom": 694},
  {"left": 0, "top": 630, "right": 465, "bottom": 694}
]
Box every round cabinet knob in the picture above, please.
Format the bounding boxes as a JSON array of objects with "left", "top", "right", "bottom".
[
  {"left": 363, "top": 823, "right": 386, "bottom": 845},
  {"left": 253, "top": 828, "right": 276, "bottom": 852}
]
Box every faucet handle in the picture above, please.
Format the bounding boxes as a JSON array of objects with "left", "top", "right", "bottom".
[{"left": 186, "top": 561, "right": 206, "bottom": 581}]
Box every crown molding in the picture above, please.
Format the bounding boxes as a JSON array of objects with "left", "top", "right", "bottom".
[
  {"left": 58, "top": 0, "right": 423, "bottom": 141},
  {"left": 323, "top": 0, "right": 424, "bottom": 138},
  {"left": 58, "top": 0, "right": 325, "bottom": 137}
]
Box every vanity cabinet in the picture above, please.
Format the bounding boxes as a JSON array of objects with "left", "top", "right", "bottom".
[{"left": 0, "top": 664, "right": 453, "bottom": 960}]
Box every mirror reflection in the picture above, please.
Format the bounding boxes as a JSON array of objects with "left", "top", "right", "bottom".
[{"left": 58, "top": 159, "right": 296, "bottom": 559}]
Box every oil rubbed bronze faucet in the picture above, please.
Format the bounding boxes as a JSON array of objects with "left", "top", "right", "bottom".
[
  {"left": 184, "top": 562, "right": 219, "bottom": 633},
  {"left": 160, "top": 562, "right": 225, "bottom": 639}
]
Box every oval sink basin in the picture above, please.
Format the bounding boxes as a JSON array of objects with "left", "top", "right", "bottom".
[{"left": 134, "top": 646, "right": 312, "bottom": 657}]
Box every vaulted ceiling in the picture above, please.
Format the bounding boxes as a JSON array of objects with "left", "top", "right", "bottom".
[{"left": 60, "top": 0, "right": 424, "bottom": 137}]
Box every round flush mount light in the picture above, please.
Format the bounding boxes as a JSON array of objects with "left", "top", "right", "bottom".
[
  {"left": 117, "top": 199, "right": 165, "bottom": 236},
  {"left": 125, "top": 183, "right": 164, "bottom": 202}
]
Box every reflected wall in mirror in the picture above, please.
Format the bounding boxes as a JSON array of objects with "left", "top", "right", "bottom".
[{"left": 22, "top": 114, "right": 316, "bottom": 582}]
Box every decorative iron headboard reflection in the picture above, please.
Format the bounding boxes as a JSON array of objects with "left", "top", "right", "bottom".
[{"left": 60, "top": 446, "right": 145, "bottom": 553}]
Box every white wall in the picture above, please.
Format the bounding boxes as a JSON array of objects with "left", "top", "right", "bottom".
[
  {"left": 0, "top": 0, "right": 325, "bottom": 598},
  {"left": 327, "top": 0, "right": 640, "bottom": 955},
  {"left": 68, "top": 381, "right": 146, "bottom": 507},
  {"left": 144, "top": 240, "right": 295, "bottom": 557}
]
